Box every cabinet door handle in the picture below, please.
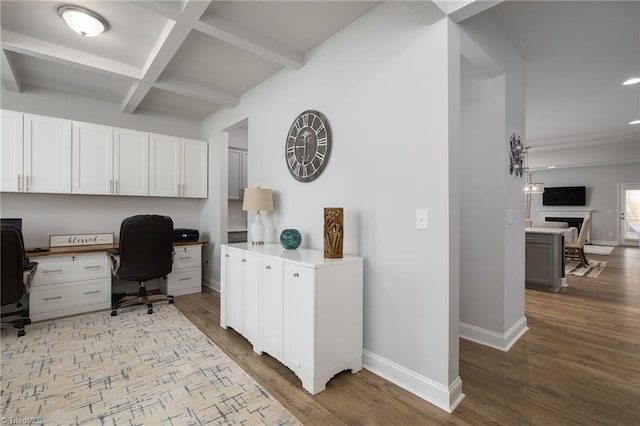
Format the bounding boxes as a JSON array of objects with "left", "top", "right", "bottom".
[
  {"left": 224, "top": 254, "right": 229, "bottom": 258},
  {"left": 84, "top": 265, "right": 102, "bottom": 269},
  {"left": 241, "top": 258, "right": 246, "bottom": 263},
  {"left": 26, "top": 175, "right": 30, "bottom": 191},
  {"left": 266, "top": 265, "right": 271, "bottom": 270},
  {"left": 110, "top": 179, "right": 113, "bottom": 194},
  {"left": 18, "top": 174, "right": 22, "bottom": 191},
  {"left": 84, "top": 290, "right": 101, "bottom": 295},
  {"left": 179, "top": 277, "right": 192, "bottom": 281},
  {"left": 179, "top": 257, "right": 191, "bottom": 260},
  {"left": 44, "top": 296, "right": 62, "bottom": 301},
  {"left": 116, "top": 180, "right": 119, "bottom": 194},
  {"left": 43, "top": 269, "right": 63, "bottom": 273},
  {"left": 293, "top": 272, "right": 299, "bottom": 277}
]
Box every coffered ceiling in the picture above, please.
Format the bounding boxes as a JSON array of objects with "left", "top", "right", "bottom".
[{"left": 1, "top": 0, "right": 638, "bottom": 170}]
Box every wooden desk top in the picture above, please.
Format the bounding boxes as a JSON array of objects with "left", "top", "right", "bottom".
[{"left": 26, "top": 240, "right": 208, "bottom": 258}]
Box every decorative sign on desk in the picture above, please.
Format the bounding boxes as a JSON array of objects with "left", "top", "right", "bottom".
[{"left": 49, "top": 233, "right": 114, "bottom": 248}]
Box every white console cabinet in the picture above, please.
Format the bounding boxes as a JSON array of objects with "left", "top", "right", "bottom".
[
  {"left": 29, "top": 253, "right": 111, "bottom": 322},
  {"left": 220, "top": 243, "right": 363, "bottom": 394}
]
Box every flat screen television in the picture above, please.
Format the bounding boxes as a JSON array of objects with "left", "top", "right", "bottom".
[{"left": 542, "top": 186, "right": 586, "bottom": 206}]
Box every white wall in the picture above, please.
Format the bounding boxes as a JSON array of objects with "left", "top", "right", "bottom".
[
  {"left": 531, "top": 164, "right": 640, "bottom": 244},
  {"left": 458, "top": 11, "right": 527, "bottom": 351},
  {"left": 0, "top": 86, "right": 205, "bottom": 249},
  {"left": 201, "top": 2, "right": 462, "bottom": 412}
]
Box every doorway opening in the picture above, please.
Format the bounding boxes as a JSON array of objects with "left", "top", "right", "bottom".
[{"left": 619, "top": 183, "right": 640, "bottom": 246}]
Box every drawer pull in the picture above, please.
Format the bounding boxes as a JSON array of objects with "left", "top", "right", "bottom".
[
  {"left": 179, "top": 257, "right": 191, "bottom": 260},
  {"left": 241, "top": 259, "right": 246, "bottom": 263},
  {"left": 43, "top": 269, "right": 63, "bottom": 273},
  {"left": 44, "top": 296, "right": 62, "bottom": 301},
  {"left": 266, "top": 265, "right": 271, "bottom": 270},
  {"left": 84, "top": 290, "right": 101, "bottom": 295},
  {"left": 84, "top": 265, "right": 102, "bottom": 270},
  {"left": 293, "top": 272, "right": 299, "bottom": 277},
  {"left": 179, "top": 277, "right": 192, "bottom": 281}
]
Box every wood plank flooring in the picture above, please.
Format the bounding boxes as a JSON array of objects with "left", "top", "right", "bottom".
[{"left": 174, "top": 246, "right": 640, "bottom": 425}]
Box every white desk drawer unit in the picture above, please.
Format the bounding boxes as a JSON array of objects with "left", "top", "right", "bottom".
[
  {"left": 163, "top": 245, "right": 202, "bottom": 296},
  {"left": 29, "top": 253, "right": 111, "bottom": 322}
]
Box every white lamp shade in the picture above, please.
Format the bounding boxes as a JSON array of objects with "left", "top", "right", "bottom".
[
  {"left": 58, "top": 5, "right": 108, "bottom": 37},
  {"left": 242, "top": 188, "right": 274, "bottom": 212}
]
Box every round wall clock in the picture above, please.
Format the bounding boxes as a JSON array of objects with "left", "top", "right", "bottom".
[{"left": 285, "top": 110, "right": 331, "bottom": 182}]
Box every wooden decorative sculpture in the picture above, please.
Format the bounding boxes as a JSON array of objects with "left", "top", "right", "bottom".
[{"left": 324, "top": 207, "right": 343, "bottom": 258}]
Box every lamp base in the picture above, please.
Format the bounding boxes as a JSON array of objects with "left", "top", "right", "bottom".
[
  {"left": 249, "top": 211, "right": 265, "bottom": 245},
  {"left": 252, "top": 241, "right": 264, "bottom": 246}
]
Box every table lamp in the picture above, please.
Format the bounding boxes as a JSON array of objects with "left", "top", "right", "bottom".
[{"left": 242, "top": 187, "right": 274, "bottom": 245}]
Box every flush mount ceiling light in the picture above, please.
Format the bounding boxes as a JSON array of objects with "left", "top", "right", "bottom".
[
  {"left": 57, "top": 5, "right": 109, "bottom": 37},
  {"left": 623, "top": 77, "right": 640, "bottom": 86},
  {"left": 630, "top": 120, "right": 640, "bottom": 125}
]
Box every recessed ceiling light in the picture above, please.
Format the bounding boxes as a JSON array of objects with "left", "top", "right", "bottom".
[
  {"left": 623, "top": 77, "right": 640, "bottom": 86},
  {"left": 630, "top": 120, "right": 640, "bottom": 125},
  {"left": 57, "top": 5, "right": 109, "bottom": 37}
]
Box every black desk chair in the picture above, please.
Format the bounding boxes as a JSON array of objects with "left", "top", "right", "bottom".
[
  {"left": 108, "top": 215, "right": 174, "bottom": 316},
  {"left": 1, "top": 224, "right": 37, "bottom": 337}
]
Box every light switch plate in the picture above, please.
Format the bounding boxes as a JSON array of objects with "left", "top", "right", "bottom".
[
  {"left": 507, "top": 209, "right": 514, "bottom": 225},
  {"left": 416, "top": 209, "right": 428, "bottom": 230}
]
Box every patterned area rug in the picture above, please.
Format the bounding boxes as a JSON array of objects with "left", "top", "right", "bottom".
[
  {"left": 583, "top": 245, "right": 615, "bottom": 255},
  {"left": 566, "top": 260, "right": 607, "bottom": 278},
  {"left": 1, "top": 304, "right": 300, "bottom": 425}
]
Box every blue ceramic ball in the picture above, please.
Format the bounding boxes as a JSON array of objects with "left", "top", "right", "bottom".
[{"left": 280, "top": 229, "right": 302, "bottom": 249}]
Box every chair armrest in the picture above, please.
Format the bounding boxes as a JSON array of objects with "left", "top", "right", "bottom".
[
  {"left": 107, "top": 248, "right": 120, "bottom": 256},
  {"left": 23, "top": 262, "right": 38, "bottom": 294},
  {"left": 107, "top": 250, "right": 120, "bottom": 275}
]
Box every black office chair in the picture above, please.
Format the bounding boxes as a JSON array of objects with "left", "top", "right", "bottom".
[
  {"left": 1, "top": 224, "right": 37, "bottom": 337},
  {"left": 108, "top": 215, "right": 174, "bottom": 316}
]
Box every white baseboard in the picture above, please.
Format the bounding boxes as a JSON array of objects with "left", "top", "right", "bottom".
[
  {"left": 589, "top": 240, "right": 618, "bottom": 247},
  {"left": 363, "top": 350, "right": 465, "bottom": 413},
  {"left": 459, "top": 316, "right": 528, "bottom": 352},
  {"left": 202, "top": 278, "right": 220, "bottom": 292}
]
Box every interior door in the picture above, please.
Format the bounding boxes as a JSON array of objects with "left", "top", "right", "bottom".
[{"left": 619, "top": 183, "right": 640, "bottom": 246}]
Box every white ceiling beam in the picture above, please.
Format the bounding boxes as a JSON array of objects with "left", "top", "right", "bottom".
[
  {"left": 153, "top": 77, "right": 238, "bottom": 106},
  {"left": 131, "top": 1, "right": 182, "bottom": 22},
  {"left": 1, "top": 49, "right": 22, "bottom": 92},
  {"left": 1, "top": 30, "right": 141, "bottom": 80},
  {"left": 404, "top": 1, "right": 446, "bottom": 25},
  {"left": 121, "top": 0, "right": 213, "bottom": 114},
  {"left": 433, "top": 0, "right": 505, "bottom": 23},
  {"left": 194, "top": 15, "right": 304, "bottom": 70}
]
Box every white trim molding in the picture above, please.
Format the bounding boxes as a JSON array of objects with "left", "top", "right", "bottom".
[
  {"left": 202, "top": 278, "right": 220, "bottom": 292},
  {"left": 459, "top": 316, "right": 529, "bottom": 352},
  {"left": 363, "top": 350, "right": 465, "bottom": 413}
]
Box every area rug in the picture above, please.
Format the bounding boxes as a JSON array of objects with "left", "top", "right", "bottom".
[
  {"left": 1, "top": 304, "right": 300, "bottom": 425},
  {"left": 583, "top": 245, "right": 615, "bottom": 255},
  {"left": 566, "top": 260, "right": 607, "bottom": 278}
]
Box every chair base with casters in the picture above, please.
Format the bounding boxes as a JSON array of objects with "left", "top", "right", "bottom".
[
  {"left": 110, "top": 279, "right": 174, "bottom": 316},
  {"left": 1, "top": 300, "right": 31, "bottom": 337}
]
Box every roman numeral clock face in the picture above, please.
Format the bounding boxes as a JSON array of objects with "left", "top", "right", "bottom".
[{"left": 285, "top": 110, "right": 331, "bottom": 182}]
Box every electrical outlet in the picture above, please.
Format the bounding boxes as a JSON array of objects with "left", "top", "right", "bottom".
[{"left": 416, "top": 209, "right": 428, "bottom": 230}]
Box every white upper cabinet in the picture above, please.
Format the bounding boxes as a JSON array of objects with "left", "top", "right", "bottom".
[
  {"left": 72, "top": 121, "right": 114, "bottom": 195},
  {"left": 181, "top": 138, "right": 208, "bottom": 198},
  {"left": 113, "top": 128, "right": 149, "bottom": 196},
  {"left": 23, "top": 113, "right": 72, "bottom": 194},
  {"left": 149, "top": 133, "right": 181, "bottom": 197},
  {"left": 228, "top": 148, "right": 247, "bottom": 200},
  {"left": 1, "top": 110, "right": 24, "bottom": 192},
  {"left": 150, "top": 134, "right": 207, "bottom": 198}
]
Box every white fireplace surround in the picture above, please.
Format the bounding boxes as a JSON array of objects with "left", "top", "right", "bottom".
[{"left": 538, "top": 209, "right": 592, "bottom": 242}]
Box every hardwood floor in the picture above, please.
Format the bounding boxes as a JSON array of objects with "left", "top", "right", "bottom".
[{"left": 174, "top": 246, "right": 640, "bottom": 425}]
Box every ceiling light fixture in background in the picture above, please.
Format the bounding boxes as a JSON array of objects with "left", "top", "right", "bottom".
[
  {"left": 57, "top": 5, "right": 109, "bottom": 37},
  {"left": 623, "top": 77, "right": 640, "bottom": 86},
  {"left": 630, "top": 120, "right": 640, "bottom": 125}
]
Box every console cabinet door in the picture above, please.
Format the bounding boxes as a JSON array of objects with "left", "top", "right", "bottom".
[
  {"left": 221, "top": 247, "right": 241, "bottom": 331},
  {"left": 261, "top": 258, "right": 284, "bottom": 358},
  {"left": 149, "top": 133, "right": 181, "bottom": 197},
  {"left": 24, "top": 114, "right": 71, "bottom": 194},
  {"left": 72, "top": 121, "right": 113, "bottom": 195},
  {"left": 181, "top": 138, "right": 208, "bottom": 198},
  {"left": 113, "top": 128, "right": 149, "bottom": 196},
  {"left": 283, "top": 263, "right": 315, "bottom": 375},
  {"left": 240, "top": 252, "right": 260, "bottom": 346},
  {"left": 1, "top": 110, "right": 23, "bottom": 192},
  {"left": 228, "top": 149, "right": 242, "bottom": 200}
]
